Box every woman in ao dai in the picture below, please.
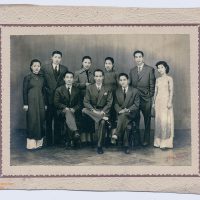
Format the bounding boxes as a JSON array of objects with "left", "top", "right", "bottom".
[{"left": 152, "top": 61, "right": 174, "bottom": 149}]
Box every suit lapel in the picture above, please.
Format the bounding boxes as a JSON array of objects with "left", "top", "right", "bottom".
[
  {"left": 117, "top": 88, "right": 124, "bottom": 106},
  {"left": 122, "top": 87, "right": 132, "bottom": 108},
  {"left": 132, "top": 67, "right": 139, "bottom": 81},
  {"left": 63, "top": 85, "right": 70, "bottom": 101},
  {"left": 97, "top": 85, "right": 105, "bottom": 105},
  {"left": 48, "top": 64, "right": 57, "bottom": 82},
  {"left": 57, "top": 65, "right": 65, "bottom": 82},
  {"left": 138, "top": 64, "right": 147, "bottom": 80},
  {"left": 70, "top": 86, "right": 76, "bottom": 102}
]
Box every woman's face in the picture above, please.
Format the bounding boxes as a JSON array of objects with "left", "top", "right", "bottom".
[
  {"left": 31, "top": 62, "right": 41, "bottom": 74},
  {"left": 104, "top": 60, "right": 113, "bottom": 72},
  {"left": 82, "top": 59, "right": 92, "bottom": 70},
  {"left": 157, "top": 64, "right": 166, "bottom": 75}
]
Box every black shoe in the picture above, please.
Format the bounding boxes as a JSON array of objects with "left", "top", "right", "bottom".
[
  {"left": 142, "top": 142, "right": 149, "bottom": 147},
  {"left": 74, "top": 131, "right": 80, "bottom": 140},
  {"left": 65, "top": 142, "right": 71, "bottom": 150},
  {"left": 124, "top": 147, "right": 130, "bottom": 154},
  {"left": 97, "top": 147, "right": 104, "bottom": 154},
  {"left": 105, "top": 120, "right": 112, "bottom": 129}
]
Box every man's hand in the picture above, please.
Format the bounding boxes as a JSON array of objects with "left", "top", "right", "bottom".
[
  {"left": 119, "top": 109, "right": 126, "bottom": 114},
  {"left": 167, "top": 102, "right": 172, "bottom": 109},
  {"left": 70, "top": 108, "right": 75, "bottom": 113},
  {"left": 23, "top": 105, "right": 28, "bottom": 111},
  {"left": 86, "top": 82, "right": 91, "bottom": 86},
  {"left": 63, "top": 107, "right": 70, "bottom": 113}
]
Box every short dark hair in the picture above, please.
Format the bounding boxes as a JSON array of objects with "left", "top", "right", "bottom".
[
  {"left": 105, "top": 57, "right": 114, "bottom": 64},
  {"left": 52, "top": 50, "right": 62, "bottom": 57},
  {"left": 155, "top": 61, "right": 170, "bottom": 74},
  {"left": 30, "top": 59, "right": 41, "bottom": 72},
  {"left": 133, "top": 50, "right": 144, "bottom": 57},
  {"left": 64, "top": 71, "right": 74, "bottom": 78},
  {"left": 93, "top": 69, "right": 104, "bottom": 76},
  {"left": 82, "top": 56, "right": 92, "bottom": 62},
  {"left": 118, "top": 73, "right": 129, "bottom": 80}
]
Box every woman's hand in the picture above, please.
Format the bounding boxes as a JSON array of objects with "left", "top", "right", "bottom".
[
  {"left": 45, "top": 105, "right": 47, "bottom": 110},
  {"left": 23, "top": 105, "right": 28, "bottom": 111},
  {"left": 167, "top": 102, "right": 172, "bottom": 109}
]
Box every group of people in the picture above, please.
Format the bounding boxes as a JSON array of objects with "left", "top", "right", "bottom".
[{"left": 23, "top": 50, "right": 174, "bottom": 154}]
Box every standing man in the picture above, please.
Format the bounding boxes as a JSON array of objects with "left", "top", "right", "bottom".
[
  {"left": 113, "top": 73, "right": 140, "bottom": 154},
  {"left": 129, "top": 50, "right": 155, "bottom": 146},
  {"left": 83, "top": 69, "right": 113, "bottom": 154},
  {"left": 54, "top": 71, "right": 81, "bottom": 149},
  {"left": 42, "top": 50, "right": 68, "bottom": 146}
]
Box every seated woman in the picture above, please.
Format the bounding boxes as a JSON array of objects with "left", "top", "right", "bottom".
[
  {"left": 23, "top": 59, "right": 46, "bottom": 150},
  {"left": 113, "top": 73, "right": 140, "bottom": 154}
]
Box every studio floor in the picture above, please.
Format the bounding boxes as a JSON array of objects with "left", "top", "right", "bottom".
[{"left": 10, "top": 129, "right": 191, "bottom": 166}]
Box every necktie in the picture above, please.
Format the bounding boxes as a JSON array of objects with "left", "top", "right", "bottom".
[
  {"left": 86, "top": 70, "right": 90, "bottom": 82},
  {"left": 55, "top": 65, "right": 58, "bottom": 72},
  {"left": 97, "top": 87, "right": 101, "bottom": 93},
  {"left": 67, "top": 87, "right": 71, "bottom": 103},
  {"left": 123, "top": 88, "right": 126, "bottom": 100},
  {"left": 138, "top": 66, "right": 142, "bottom": 74},
  {"left": 54, "top": 65, "right": 59, "bottom": 80}
]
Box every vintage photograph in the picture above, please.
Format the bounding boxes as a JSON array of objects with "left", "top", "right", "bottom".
[{"left": 0, "top": 25, "right": 199, "bottom": 177}]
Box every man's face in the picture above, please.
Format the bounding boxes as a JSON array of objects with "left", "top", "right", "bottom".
[
  {"left": 82, "top": 59, "right": 92, "bottom": 70},
  {"left": 52, "top": 53, "right": 62, "bottom": 65},
  {"left": 64, "top": 73, "right": 74, "bottom": 85},
  {"left": 119, "top": 76, "right": 129, "bottom": 88},
  {"left": 134, "top": 53, "right": 144, "bottom": 66},
  {"left": 94, "top": 71, "right": 104, "bottom": 85}
]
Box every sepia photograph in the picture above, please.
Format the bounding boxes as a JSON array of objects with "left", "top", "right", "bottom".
[{"left": 0, "top": 5, "right": 200, "bottom": 192}]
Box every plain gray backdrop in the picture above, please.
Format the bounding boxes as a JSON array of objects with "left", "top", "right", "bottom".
[{"left": 11, "top": 34, "right": 190, "bottom": 131}]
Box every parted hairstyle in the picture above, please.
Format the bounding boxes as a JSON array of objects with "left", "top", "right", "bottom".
[
  {"left": 30, "top": 59, "right": 41, "bottom": 72},
  {"left": 63, "top": 71, "right": 74, "bottom": 78},
  {"left": 82, "top": 56, "right": 92, "bottom": 62},
  {"left": 133, "top": 50, "right": 144, "bottom": 57},
  {"left": 118, "top": 73, "right": 129, "bottom": 80},
  {"left": 93, "top": 69, "right": 104, "bottom": 76},
  {"left": 155, "top": 61, "right": 170, "bottom": 74},
  {"left": 52, "top": 50, "right": 62, "bottom": 57},
  {"left": 105, "top": 57, "right": 114, "bottom": 64}
]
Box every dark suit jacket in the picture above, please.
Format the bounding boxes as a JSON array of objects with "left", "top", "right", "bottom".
[
  {"left": 114, "top": 87, "right": 140, "bottom": 118},
  {"left": 74, "top": 68, "right": 94, "bottom": 97},
  {"left": 83, "top": 84, "right": 113, "bottom": 114},
  {"left": 54, "top": 85, "right": 80, "bottom": 116},
  {"left": 129, "top": 64, "right": 155, "bottom": 102},
  {"left": 41, "top": 64, "right": 68, "bottom": 104}
]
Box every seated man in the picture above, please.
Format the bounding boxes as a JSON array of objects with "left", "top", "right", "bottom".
[
  {"left": 54, "top": 71, "right": 81, "bottom": 148},
  {"left": 113, "top": 73, "right": 140, "bottom": 154},
  {"left": 82, "top": 69, "right": 113, "bottom": 154}
]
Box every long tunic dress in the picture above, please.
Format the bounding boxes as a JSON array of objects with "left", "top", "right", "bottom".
[
  {"left": 23, "top": 73, "right": 46, "bottom": 141},
  {"left": 154, "top": 75, "right": 174, "bottom": 148},
  {"left": 103, "top": 69, "right": 118, "bottom": 92},
  {"left": 104, "top": 69, "right": 118, "bottom": 128}
]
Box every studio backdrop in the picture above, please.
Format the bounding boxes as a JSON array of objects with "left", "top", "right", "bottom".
[{"left": 10, "top": 34, "right": 190, "bottom": 131}]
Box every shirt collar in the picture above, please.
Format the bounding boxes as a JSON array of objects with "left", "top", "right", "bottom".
[
  {"left": 96, "top": 83, "right": 102, "bottom": 89},
  {"left": 122, "top": 86, "right": 128, "bottom": 93},
  {"left": 137, "top": 63, "right": 144, "bottom": 69},
  {"left": 66, "top": 85, "right": 72, "bottom": 89},
  {"left": 52, "top": 63, "right": 59, "bottom": 69}
]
